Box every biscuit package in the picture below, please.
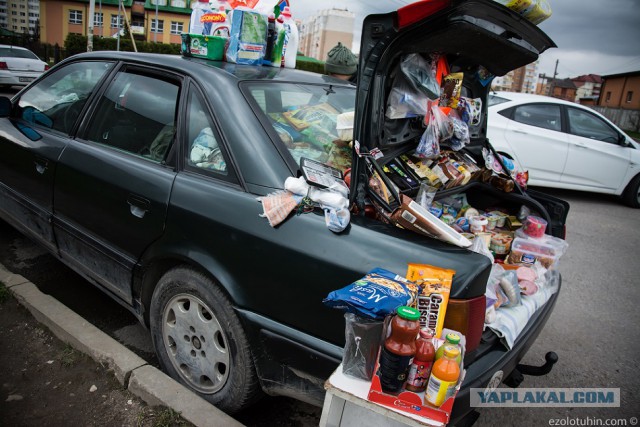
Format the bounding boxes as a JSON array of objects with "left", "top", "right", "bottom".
[{"left": 405, "top": 263, "right": 455, "bottom": 338}]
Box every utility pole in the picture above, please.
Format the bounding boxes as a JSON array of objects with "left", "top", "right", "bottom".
[
  {"left": 155, "top": 1, "right": 159, "bottom": 43},
  {"left": 87, "top": 0, "right": 95, "bottom": 51},
  {"left": 117, "top": 0, "right": 121, "bottom": 51},
  {"left": 548, "top": 59, "right": 559, "bottom": 96}
]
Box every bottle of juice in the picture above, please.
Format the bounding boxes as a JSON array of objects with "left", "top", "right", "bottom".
[
  {"left": 424, "top": 347, "right": 461, "bottom": 407},
  {"left": 378, "top": 306, "right": 420, "bottom": 394},
  {"left": 404, "top": 329, "right": 435, "bottom": 392},
  {"left": 434, "top": 332, "right": 462, "bottom": 364}
]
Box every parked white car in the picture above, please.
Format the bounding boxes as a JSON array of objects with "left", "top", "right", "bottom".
[
  {"left": 0, "top": 45, "right": 49, "bottom": 89},
  {"left": 487, "top": 91, "right": 640, "bottom": 208}
]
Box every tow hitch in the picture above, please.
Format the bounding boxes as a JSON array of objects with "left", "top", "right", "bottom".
[{"left": 503, "top": 352, "right": 559, "bottom": 388}]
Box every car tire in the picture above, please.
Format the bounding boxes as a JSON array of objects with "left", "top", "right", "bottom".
[
  {"left": 622, "top": 174, "right": 640, "bottom": 208},
  {"left": 149, "top": 266, "right": 262, "bottom": 413}
]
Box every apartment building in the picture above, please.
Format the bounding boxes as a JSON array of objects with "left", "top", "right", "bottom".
[
  {"left": 298, "top": 8, "right": 354, "bottom": 62},
  {"left": 0, "top": 0, "right": 40, "bottom": 35},
  {"left": 492, "top": 60, "right": 538, "bottom": 93},
  {"left": 39, "top": 0, "right": 190, "bottom": 46}
]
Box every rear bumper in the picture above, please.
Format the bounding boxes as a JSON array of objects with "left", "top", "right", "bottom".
[
  {"left": 450, "top": 277, "right": 562, "bottom": 425},
  {"left": 0, "top": 70, "right": 42, "bottom": 86}
]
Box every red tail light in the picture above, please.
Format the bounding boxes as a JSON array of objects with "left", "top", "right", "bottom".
[
  {"left": 443, "top": 295, "right": 486, "bottom": 353},
  {"left": 0, "top": 62, "right": 7, "bottom": 70},
  {"left": 44, "top": 64, "right": 50, "bottom": 71},
  {"left": 397, "top": 0, "right": 450, "bottom": 29}
]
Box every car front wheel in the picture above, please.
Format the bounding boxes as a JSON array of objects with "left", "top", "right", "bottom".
[{"left": 149, "top": 266, "right": 262, "bottom": 413}]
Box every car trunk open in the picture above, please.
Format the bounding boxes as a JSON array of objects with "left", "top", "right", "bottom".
[{"left": 350, "top": 0, "right": 556, "bottom": 211}]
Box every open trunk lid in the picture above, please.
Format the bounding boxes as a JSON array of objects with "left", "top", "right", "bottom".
[{"left": 351, "top": 0, "right": 556, "bottom": 205}]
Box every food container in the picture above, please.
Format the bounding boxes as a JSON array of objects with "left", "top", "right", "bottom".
[
  {"left": 490, "top": 233, "right": 513, "bottom": 254},
  {"left": 469, "top": 215, "right": 488, "bottom": 233},
  {"left": 486, "top": 215, "right": 499, "bottom": 230},
  {"left": 336, "top": 111, "right": 355, "bottom": 141},
  {"left": 522, "top": 215, "right": 547, "bottom": 238},
  {"left": 507, "top": 236, "right": 558, "bottom": 268},
  {"left": 490, "top": 211, "right": 507, "bottom": 228}
]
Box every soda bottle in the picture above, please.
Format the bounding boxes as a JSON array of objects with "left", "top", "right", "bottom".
[
  {"left": 434, "top": 333, "right": 462, "bottom": 364},
  {"left": 378, "top": 306, "right": 420, "bottom": 394},
  {"left": 404, "top": 329, "right": 435, "bottom": 392},
  {"left": 424, "top": 347, "right": 461, "bottom": 407}
]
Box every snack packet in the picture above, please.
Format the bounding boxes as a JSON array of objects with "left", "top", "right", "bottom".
[
  {"left": 405, "top": 263, "right": 455, "bottom": 338},
  {"left": 323, "top": 268, "right": 419, "bottom": 320},
  {"left": 439, "top": 73, "right": 464, "bottom": 109}
]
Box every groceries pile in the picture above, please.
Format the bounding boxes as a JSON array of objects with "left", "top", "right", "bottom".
[
  {"left": 323, "top": 265, "right": 466, "bottom": 421},
  {"left": 183, "top": 0, "right": 299, "bottom": 69}
]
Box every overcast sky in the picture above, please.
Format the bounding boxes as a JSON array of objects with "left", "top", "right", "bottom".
[{"left": 291, "top": 0, "right": 640, "bottom": 79}]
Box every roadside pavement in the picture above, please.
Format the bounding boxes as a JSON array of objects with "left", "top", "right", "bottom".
[{"left": 0, "top": 262, "right": 244, "bottom": 427}]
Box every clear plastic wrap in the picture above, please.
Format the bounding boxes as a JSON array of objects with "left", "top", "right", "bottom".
[{"left": 400, "top": 53, "right": 441, "bottom": 100}]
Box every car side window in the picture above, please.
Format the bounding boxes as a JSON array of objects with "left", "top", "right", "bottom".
[
  {"left": 84, "top": 69, "right": 179, "bottom": 163},
  {"left": 567, "top": 107, "right": 620, "bottom": 144},
  {"left": 17, "top": 61, "right": 113, "bottom": 134},
  {"left": 186, "top": 89, "right": 234, "bottom": 180},
  {"left": 513, "top": 104, "right": 561, "bottom": 131}
]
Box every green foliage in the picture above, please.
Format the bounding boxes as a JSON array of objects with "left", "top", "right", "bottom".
[
  {"left": 63, "top": 33, "right": 180, "bottom": 58},
  {"left": 296, "top": 58, "right": 325, "bottom": 74}
]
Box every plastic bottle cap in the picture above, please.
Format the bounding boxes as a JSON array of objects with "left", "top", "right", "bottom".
[
  {"left": 443, "top": 347, "right": 460, "bottom": 359},
  {"left": 445, "top": 333, "right": 461, "bottom": 345},
  {"left": 396, "top": 305, "right": 420, "bottom": 321},
  {"left": 281, "top": 6, "right": 291, "bottom": 18}
]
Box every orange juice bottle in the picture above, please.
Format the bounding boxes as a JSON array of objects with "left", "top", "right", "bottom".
[{"left": 424, "top": 347, "right": 460, "bottom": 407}]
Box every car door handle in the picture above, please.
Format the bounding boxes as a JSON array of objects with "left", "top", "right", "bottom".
[
  {"left": 34, "top": 157, "right": 48, "bottom": 175},
  {"left": 513, "top": 129, "right": 528, "bottom": 134},
  {"left": 575, "top": 142, "right": 587, "bottom": 149},
  {"left": 127, "top": 194, "right": 151, "bottom": 219}
]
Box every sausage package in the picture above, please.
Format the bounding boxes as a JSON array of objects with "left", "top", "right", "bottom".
[{"left": 405, "top": 263, "right": 455, "bottom": 338}]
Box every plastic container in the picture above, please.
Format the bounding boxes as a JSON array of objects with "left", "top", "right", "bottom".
[
  {"left": 190, "top": 0, "right": 215, "bottom": 35},
  {"left": 425, "top": 347, "right": 461, "bottom": 407},
  {"left": 181, "top": 33, "right": 226, "bottom": 60},
  {"left": 280, "top": 6, "right": 299, "bottom": 68},
  {"left": 469, "top": 215, "right": 488, "bottom": 233},
  {"left": 522, "top": 215, "right": 547, "bottom": 238},
  {"left": 404, "top": 329, "right": 435, "bottom": 392},
  {"left": 434, "top": 333, "right": 462, "bottom": 364},
  {"left": 336, "top": 111, "right": 354, "bottom": 141},
  {"left": 507, "top": 236, "right": 558, "bottom": 268},
  {"left": 490, "top": 232, "right": 513, "bottom": 254}
]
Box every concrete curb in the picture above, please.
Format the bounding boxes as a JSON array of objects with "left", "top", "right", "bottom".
[{"left": 0, "top": 262, "right": 244, "bottom": 427}]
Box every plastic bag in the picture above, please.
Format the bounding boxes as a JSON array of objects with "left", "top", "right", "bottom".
[
  {"left": 499, "top": 270, "right": 522, "bottom": 308},
  {"left": 439, "top": 73, "right": 463, "bottom": 108},
  {"left": 416, "top": 182, "right": 437, "bottom": 210},
  {"left": 342, "top": 313, "right": 385, "bottom": 381},
  {"left": 400, "top": 53, "right": 440, "bottom": 100},
  {"left": 386, "top": 72, "right": 429, "bottom": 119},
  {"left": 415, "top": 119, "right": 439, "bottom": 159},
  {"left": 470, "top": 234, "right": 494, "bottom": 263},
  {"left": 447, "top": 110, "right": 470, "bottom": 151}
]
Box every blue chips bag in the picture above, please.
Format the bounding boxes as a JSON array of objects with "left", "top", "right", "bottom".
[{"left": 323, "top": 268, "right": 419, "bottom": 320}]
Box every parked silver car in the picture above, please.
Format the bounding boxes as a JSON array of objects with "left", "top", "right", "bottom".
[{"left": 0, "top": 45, "right": 49, "bottom": 89}]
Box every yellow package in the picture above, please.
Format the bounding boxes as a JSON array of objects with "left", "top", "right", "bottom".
[{"left": 405, "top": 263, "right": 456, "bottom": 338}]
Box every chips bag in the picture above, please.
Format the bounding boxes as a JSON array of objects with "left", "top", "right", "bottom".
[{"left": 323, "top": 268, "right": 419, "bottom": 320}]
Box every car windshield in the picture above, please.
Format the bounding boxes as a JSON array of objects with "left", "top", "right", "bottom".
[
  {"left": 0, "top": 47, "right": 39, "bottom": 60},
  {"left": 244, "top": 82, "right": 356, "bottom": 173}
]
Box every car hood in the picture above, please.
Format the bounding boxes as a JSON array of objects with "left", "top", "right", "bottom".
[{"left": 353, "top": 0, "right": 556, "bottom": 152}]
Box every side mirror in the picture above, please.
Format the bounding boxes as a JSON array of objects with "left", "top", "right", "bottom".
[{"left": 0, "top": 96, "right": 11, "bottom": 117}]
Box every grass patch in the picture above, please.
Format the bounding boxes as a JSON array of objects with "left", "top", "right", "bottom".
[
  {"left": 60, "top": 343, "right": 79, "bottom": 367},
  {"left": 0, "top": 281, "right": 9, "bottom": 303},
  {"left": 152, "top": 408, "right": 188, "bottom": 427}
]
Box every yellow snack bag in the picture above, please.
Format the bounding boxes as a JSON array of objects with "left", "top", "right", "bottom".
[{"left": 405, "top": 263, "right": 456, "bottom": 338}]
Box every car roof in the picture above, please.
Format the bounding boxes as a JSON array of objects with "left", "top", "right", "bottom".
[
  {"left": 65, "top": 51, "right": 352, "bottom": 87},
  {"left": 490, "top": 91, "right": 580, "bottom": 107},
  {"left": 0, "top": 44, "right": 30, "bottom": 50}
]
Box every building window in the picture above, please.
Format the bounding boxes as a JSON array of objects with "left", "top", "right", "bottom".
[
  {"left": 151, "top": 19, "right": 164, "bottom": 33},
  {"left": 170, "top": 21, "right": 183, "bottom": 34},
  {"left": 626, "top": 91, "right": 633, "bottom": 103},
  {"left": 605, "top": 91, "right": 611, "bottom": 103},
  {"left": 94, "top": 12, "right": 103, "bottom": 27},
  {"left": 111, "top": 15, "right": 123, "bottom": 29},
  {"left": 69, "top": 10, "right": 82, "bottom": 24},
  {"left": 171, "top": 0, "right": 187, "bottom": 7}
]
